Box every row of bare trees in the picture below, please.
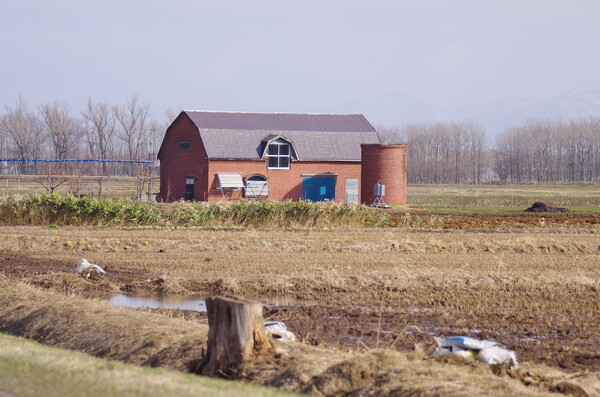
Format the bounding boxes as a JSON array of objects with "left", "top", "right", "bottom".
[
  {"left": 0, "top": 95, "right": 172, "bottom": 176},
  {"left": 379, "top": 122, "right": 488, "bottom": 184},
  {"left": 494, "top": 119, "right": 600, "bottom": 183},
  {"left": 380, "top": 117, "right": 600, "bottom": 184}
]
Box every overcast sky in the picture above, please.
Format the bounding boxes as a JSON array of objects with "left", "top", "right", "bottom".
[{"left": 2, "top": 0, "right": 600, "bottom": 122}]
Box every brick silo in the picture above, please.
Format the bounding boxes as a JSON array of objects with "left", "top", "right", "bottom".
[{"left": 361, "top": 144, "right": 407, "bottom": 206}]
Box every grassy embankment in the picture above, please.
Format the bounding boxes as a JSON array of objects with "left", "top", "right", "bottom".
[{"left": 0, "top": 332, "right": 295, "bottom": 397}]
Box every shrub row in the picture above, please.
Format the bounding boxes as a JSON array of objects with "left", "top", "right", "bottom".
[{"left": 0, "top": 194, "right": 389, "bottom": 228}]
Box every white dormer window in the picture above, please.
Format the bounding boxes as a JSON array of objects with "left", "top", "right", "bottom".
[{"left": 267, "top": 141, "right": 290, "bottom": 169}]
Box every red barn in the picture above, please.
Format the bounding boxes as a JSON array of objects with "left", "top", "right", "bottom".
[{"left": 157, "top": 111, "right": 406, "bottom": 204}]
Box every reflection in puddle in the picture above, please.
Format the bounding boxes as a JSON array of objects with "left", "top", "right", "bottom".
[
  {"left": 108, "top": 295, "right": 207, "bottom": 312},
  {"left": 107, "top": 293, "right": 316, "bottom": 312},
  {"left": 254, "top": 295, "right": 317, "bottom": 306}
]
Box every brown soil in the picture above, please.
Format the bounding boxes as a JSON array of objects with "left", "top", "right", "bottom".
[
  {"left": 0, "top": 211, "right": 599, "bottom": 395},
  {"left": 389, "top": 209, "right": 599, "bottom": 229}
]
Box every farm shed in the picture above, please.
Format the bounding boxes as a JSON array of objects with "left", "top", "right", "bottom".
[{"left": 157, "top": 111, "right": 407, "bottom": 204}]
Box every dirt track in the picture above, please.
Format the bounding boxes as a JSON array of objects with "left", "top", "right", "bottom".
[{"left": 0, "top": 210, "right": 599, "bottom": 379}]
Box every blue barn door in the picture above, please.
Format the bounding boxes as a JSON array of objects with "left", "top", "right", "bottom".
[{"left": 303, "top": 177, "right": 336, "bottom": 201}]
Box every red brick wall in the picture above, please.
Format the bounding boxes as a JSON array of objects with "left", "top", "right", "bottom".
[
  {"left": 207, "top": 160, "right": 361, "bottom": 202},
  {"left": 361, "top": 144, "right": 407, "bottom": 205},
  {"left": 158, "top": 115, "right": 208, "bottom": 202}
]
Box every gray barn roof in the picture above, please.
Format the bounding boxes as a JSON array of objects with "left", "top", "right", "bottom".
[
  {"left": 199, "top": 129, "right": 380, "bottom": 161},
  {"left": 184, "top": 111, "right": 376, "bottom": 133},
  {"left": 175, "top": 111, "right": 380, "bottom": 162}
]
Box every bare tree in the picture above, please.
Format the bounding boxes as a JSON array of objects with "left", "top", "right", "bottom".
[
  {"left": 0, "top": 97, "right": 46, "bottom": 174},
  {"left": 114, "top": 94, "right": 151, "bottom": 164},
  {"left": 81, "top": 98, "right": 116, "bottom": 175},
  {"left": 0, "top": 111, "right": 7, "bottom": 174},
  {"left": 40, "top": 101, "right": 82, "bottom": 160},
  {"left": 38, "top": 170, "right": 72, "bottom": 193},
  {"left": 164, "top": 107, "right": 180, "bottom": 125},
  {"left": 464, "top": 122, "right": 486, "bottom": 184}
]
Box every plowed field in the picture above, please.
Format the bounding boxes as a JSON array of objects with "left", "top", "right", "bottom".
[{"left": 0, "top": 210, "right": 598, "bottom": 380}]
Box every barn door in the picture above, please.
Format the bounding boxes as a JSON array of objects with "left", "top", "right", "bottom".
[
  {"left": 185, "top": 177, "right": 195, "bottom": 201},
  {"left": 302, "top": 176, "right": 336, "bottom": 202}
]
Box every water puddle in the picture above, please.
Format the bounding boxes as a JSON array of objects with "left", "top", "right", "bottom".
[
  {"left": 251, "top": 294, "right": 318, "bottom": 306},
  {"left": 107, "top": 294, "right": 207, "bottom": 312},
  {"left": 107, "top": 293, "right": 317, "bottom": 312}
]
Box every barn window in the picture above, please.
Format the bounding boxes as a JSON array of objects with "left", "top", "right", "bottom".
[
  {"left": 179, "top": 141, "right": 191, "bottom": 150},
  {"left": 267, "top": 141, "right": 290, "bottom": 169}
]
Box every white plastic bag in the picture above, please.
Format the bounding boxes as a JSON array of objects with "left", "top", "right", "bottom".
[
  {"left": 264, "top": 320, "right": 296, "bottom": 342},
  {"left": 477, "top": 345, "right": 519, "bottom": 368},
  {"left": 433, "top": 336, "right": 518, "bottom": 368}
]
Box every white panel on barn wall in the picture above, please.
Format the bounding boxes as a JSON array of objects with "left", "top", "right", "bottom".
[
  {"left": 216, "top": 173, "right": 244, "bottom": 189},
  {"left": 345, "top": 179, "right": 358, "bottom": 204}
]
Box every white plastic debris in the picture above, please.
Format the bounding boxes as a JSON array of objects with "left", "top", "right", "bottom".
[
  {"left": 433, "top": 336, "right": 518, "bottom": 368},
  {"left": 435, "top": 336, "right": 498, "bottom": 351},
  {"left": 264, "top": 320, "right": 296, "bottom": 342},
  {"left": 76, "top": 258, "right": 106, "bottom": 278},
  {"left": 476, "top": 345, "right": 519, "bottom": 368}
]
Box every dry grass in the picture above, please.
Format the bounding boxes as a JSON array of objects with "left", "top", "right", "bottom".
[
  {"left": 1, "top": 226, "right": 598, "bottom": 314},
  {"left": 0, "top": 174, "right": 158, "bottom": 200},
  {"left": 264, "top": 348, "right": 594, "bottom": 397},
  {"left": 0, "top": 225, "right": 599, "bottom": 395},
  {"left": 0, "top": 194, "right": 389, "bottom": 228},
  {"left": 408, "top": 183, "right": 600, "bottom": 208},
  {"left": 0, "top": 332, "right": 296, "bottom": 397},
  {"left": 2, "top": 279, "right": 595, "bottom": 397},
  {"left": 0, "top": 277, "right": 208, "bottom": 372}
]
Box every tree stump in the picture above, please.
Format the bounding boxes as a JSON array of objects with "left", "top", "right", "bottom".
[{"left": 200, "top": 296, "right": 272, "bottom": 376}]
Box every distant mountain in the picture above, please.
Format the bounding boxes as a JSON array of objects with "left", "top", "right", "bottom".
[{"left": 327, "top": 90, "right": 600, "bottom": 135}]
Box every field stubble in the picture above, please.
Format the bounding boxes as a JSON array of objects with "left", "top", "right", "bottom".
[{"left": 0, "top": 217, "right": 599, "bottom": 395}]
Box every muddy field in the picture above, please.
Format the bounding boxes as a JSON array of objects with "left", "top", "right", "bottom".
[
  {"left": 389, "top": 210, "right": 600, "bottom": 229},
  {"left": 0, "top": 210, "right": 599, "bottom": 395}
]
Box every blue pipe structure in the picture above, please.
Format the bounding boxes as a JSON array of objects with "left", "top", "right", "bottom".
[{"left": 0, "top": 159, "right": 153, "bottom": 163}]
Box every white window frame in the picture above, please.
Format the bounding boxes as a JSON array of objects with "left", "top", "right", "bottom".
[{"left": 267, "top": 142, "right": 291, "bottom": 169}]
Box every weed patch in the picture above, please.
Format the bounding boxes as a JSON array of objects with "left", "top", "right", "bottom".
[{"left": 0, "top": 194, "right": 390, "bottom": 228}]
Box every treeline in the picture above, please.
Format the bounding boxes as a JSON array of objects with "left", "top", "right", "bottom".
[
  {"left": 379, "top": 122, "right": 487, "bottom": 184},
  {"left": 380, "top": 118, "right": 600, "bottom": 184},
  {"left": 2, "top": 95, "right": 599, "bottom": 183},
  {"left": 0, "top": 95, "right": 174, "bottom": 176},
  {"left": 494, "top": 119, "right": 600, "bottom": 183}
]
